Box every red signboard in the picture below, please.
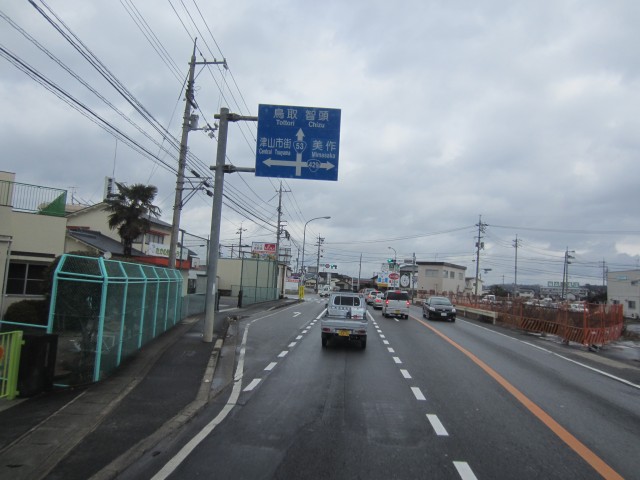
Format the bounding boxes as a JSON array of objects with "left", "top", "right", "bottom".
[{"left": 389, "top": 273, "right": 400, "bottom": 280}]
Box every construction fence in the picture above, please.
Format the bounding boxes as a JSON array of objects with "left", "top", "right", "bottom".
[{"left": 455, "top": 299, "right": 624, "bottom": 346}]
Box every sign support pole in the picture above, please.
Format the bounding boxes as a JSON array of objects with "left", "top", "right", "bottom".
[{"left": 203, "top": 108, "right": 257, "bottom": 343}]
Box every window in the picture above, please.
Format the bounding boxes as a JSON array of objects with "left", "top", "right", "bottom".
[
  {"left": 334, "top": 295, "right": 361, "bottom": 307},
  {"left": 6, "top": 262, "right": 47, "bottom": 295},
  {"left": 443, "top": 270, "right": 448, "bottom": 278},
  {"left": 424, "top": 269, "right": 438, "bottom": 277},
  {"left": 628, "top": 300, "right": 636, "bottom": 310},
  {"left": 386, "top": 291, "right": 409, "bottom": 300},
  {"left": 450, "top": 271, "right": 455, "bottom": 279},
  {"left": 458, "top": 272, "right": 464, "bottom": 280}
]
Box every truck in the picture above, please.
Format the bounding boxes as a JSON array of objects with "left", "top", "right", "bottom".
[{"left": 321, "top": 292, "right": 368, "bottom": 349}]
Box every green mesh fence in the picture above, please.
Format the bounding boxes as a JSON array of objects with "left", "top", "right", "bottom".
[
  {"left": 231, "top": 257, "right": 278, "bottom": 307},
  {"left": 48, "top": 254, "right": 182, "bottom": 385}
]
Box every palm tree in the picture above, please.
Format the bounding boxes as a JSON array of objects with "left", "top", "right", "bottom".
[{"left": 105, "top": 182, "right": 161, "bottom": 257}]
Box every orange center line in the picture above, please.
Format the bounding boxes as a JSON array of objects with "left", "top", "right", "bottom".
[{"left": 413, "top": 316, "right": 623, "bottom": 480}]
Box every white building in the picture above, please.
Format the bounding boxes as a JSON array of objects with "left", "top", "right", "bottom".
[
  {"left": 415, "top": 262, "right": 467, "bottom": 297},
  {"left": 607, "top": 269, "right": 640, "bottom": 318}
]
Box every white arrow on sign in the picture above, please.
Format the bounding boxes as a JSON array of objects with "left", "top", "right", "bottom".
[{"left": 262, "top": 158, "right": 335, "bottom": 176}]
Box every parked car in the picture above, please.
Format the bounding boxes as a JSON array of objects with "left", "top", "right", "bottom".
[
  {"left": 372, "top": 292, "right": 385, "bottom": 310},
  {"left": 382, "top": 290, "right": 410, "bottom": 319},
  {"left": 422, "top": 296, "right": 456, "bottom": 322}
]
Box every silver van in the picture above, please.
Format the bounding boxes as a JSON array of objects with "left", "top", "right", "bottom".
[{"left": 382, "top": 290, "right": 411, "bottom": 319}]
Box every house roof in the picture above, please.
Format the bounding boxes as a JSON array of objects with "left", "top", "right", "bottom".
[
  {"left": 67, "top": 229, "right": 145, "bottom": 256},
  {"left": 65, "top": 201, "right": 171, "bottom": 228}
]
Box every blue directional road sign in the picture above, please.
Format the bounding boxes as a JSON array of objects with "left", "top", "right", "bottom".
[{"left": 255, "top": 104, "right": 341, "bottom": 181}]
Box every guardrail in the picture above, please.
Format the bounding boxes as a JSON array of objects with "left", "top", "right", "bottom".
[
  {"left": 0, "top": 331, "right": 24, "bottom": 400},
  {"left": 455, "top": 306, "right": 498, "bottom": 324}
]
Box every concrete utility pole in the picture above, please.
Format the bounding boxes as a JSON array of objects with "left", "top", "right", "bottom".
[
  {"left": 203, "top": 108, "right": 257, "bottom": 343},
  {"left": 513, "top": 235, "right": 521, "bottom": 297},
  {"left": 561, "top": 247, "right": 575, "bottom": 300},
  {"left": 236, "top": 223, "right": 246, "bottom": 259},
  {"left": 474, "top": 215, "right": 487, "bottom": 302},
  {"left": 274, "top": 182, "right": 290, "bottom": 298},
  {"left": 315, "top": 235, "right": 325, "bottom": 293},
  {"left": 169, "top": 42, "right": 226, "bottom": 268}
]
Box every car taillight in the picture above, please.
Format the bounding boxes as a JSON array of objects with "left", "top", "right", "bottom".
[{"left": 385, "top": 300, "right": 389, "bottom": 305}]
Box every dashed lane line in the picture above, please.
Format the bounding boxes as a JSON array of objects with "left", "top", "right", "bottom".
[
  {"left": 453, "top": 461, "right": 478, "bottom": 480},
  {"left": 426, "top": 414, "right": 449, "bottom": 436}
]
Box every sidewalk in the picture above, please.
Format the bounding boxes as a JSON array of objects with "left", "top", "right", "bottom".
[{"left": 0, "top": 296, "right": 300, "bottom": 480}]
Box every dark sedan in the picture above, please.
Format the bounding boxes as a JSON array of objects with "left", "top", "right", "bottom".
[{"left": 422, "top": 296, "right": 456, "bottom": 322}]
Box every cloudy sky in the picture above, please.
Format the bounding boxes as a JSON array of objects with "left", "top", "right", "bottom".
[{"left": 2, "top": 0, "right": 639, "bottom": 287}]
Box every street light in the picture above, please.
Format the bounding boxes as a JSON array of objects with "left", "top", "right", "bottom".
[
  {"left": 301, "top": 216, "right": 331, "bottom": 290},
  {"left": 388, "top": 246, "right": 397, "bottom": 265}
]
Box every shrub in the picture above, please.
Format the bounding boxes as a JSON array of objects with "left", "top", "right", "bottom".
[{"left": 4, "top": 299, "right": 49, "bottom": 327}]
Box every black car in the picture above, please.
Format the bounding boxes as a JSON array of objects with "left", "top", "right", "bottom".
[{"left": 422, "top": 296, "right": 456, "bottom": 322}]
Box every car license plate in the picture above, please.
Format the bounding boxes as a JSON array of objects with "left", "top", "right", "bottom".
[
  {"left": 338, "top": 330, "right": 350, "bottom": 337},
  {"left": 394, "top": 310, "right": 400, "bottom": 314},
  {"left": 441, "top": 313, "right": 447, "bottom": 317}
]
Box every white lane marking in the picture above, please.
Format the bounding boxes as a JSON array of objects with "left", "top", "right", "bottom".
[
  {"left": 426, "top": 414, "right": 449, "bottom": 436},
  {"left": 265, "top": 362, "right": 277, "bottom": 371},
  {"left": 380, "top": 334, "right": 386, "bottom": 339},
  {"left": 152, "top": 325, "right": 250, "bottom": 479},
  {"left": 411, "top": 387, "right": 426, "bottom": 400},
  {"left": 243, "top": 378, "right": 261, "bottom": 392},
  {"left": 293, "top": 312, "right": 301, "bottom": 317},
  {"left": 296, "top": 335, "right": 303, "bottom": 340},
  {"left": 395, "top": 319, "right": 399, "bottom": 322},
  {"left": 465, "top": 320, "right": 640, "bottom": 390},
  {"left": 383, "top": 340, "right": 390, "bottom": 345},
  {"left": 400, "top": 369, "right": 411, "bottom": 379},
  {"left": 302, "top": 330, "right": 309, "bottom": 334},
  {"left": 278, "top": 351, "right": 288, "bottom": 358},
  {"left": 393, "top": 357, "right": 402, "bottom": 364},
  {"left": 453, "top": 461, "right": 478, "bottom": 480},
  {"left": 387, "top": 347, "right": 395, "bottom": 353},
  {"left": 288, "top": 342, "right": 297, "bottom": 348}
]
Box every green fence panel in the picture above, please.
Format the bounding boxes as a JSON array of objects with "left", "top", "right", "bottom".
[{"left": 45, "top": 254, "right": 183, "bottom": 385}]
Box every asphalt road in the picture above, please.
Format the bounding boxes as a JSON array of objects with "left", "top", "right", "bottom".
[{"left": 117, "top": 297, "right": 640, "bottom": 480}]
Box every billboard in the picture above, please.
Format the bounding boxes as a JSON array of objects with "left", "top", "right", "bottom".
[{"left": 252, "top": 242, "right": 277, "bottom": 259}]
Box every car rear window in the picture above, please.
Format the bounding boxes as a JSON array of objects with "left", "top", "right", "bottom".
[
  {"left": 386, "top": 292, "right": 409, "bottom": 300},
  {"left": 333, "top": 295, "right": 362, "bottom": 306}
]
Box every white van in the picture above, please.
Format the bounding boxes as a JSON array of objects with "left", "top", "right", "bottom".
[{"left": 319, "top": 285, "right": 332, "bottom": 297}]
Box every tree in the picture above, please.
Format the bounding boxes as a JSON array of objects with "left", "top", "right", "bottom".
[{"left": 105, "top": 182, "right": 161, "bottom": 257}]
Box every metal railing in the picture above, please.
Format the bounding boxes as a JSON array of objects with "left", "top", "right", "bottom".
[
  {"left": 0, "top": 330, "right": 23, "bottom": 400},
  {"left": 0, "top": 180, "right": 67, "bottom": 217}
]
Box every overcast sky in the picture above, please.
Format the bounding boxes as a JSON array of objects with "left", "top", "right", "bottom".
[{"left": 2, "top": 1, "right": 639, "bottom": 287}]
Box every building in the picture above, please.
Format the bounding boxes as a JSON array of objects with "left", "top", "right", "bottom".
[
  {"left": 414, "top": 261, "right": 467, "bottom": 298},
  {"left": 0, "top": 172, "right": 69, "bottom": 317},
  {"left": 0, "top": 172, "right": 196, "bottom": 318},
  {"left": 607, "top": 269, "right": 640, "bottom": 319}
]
